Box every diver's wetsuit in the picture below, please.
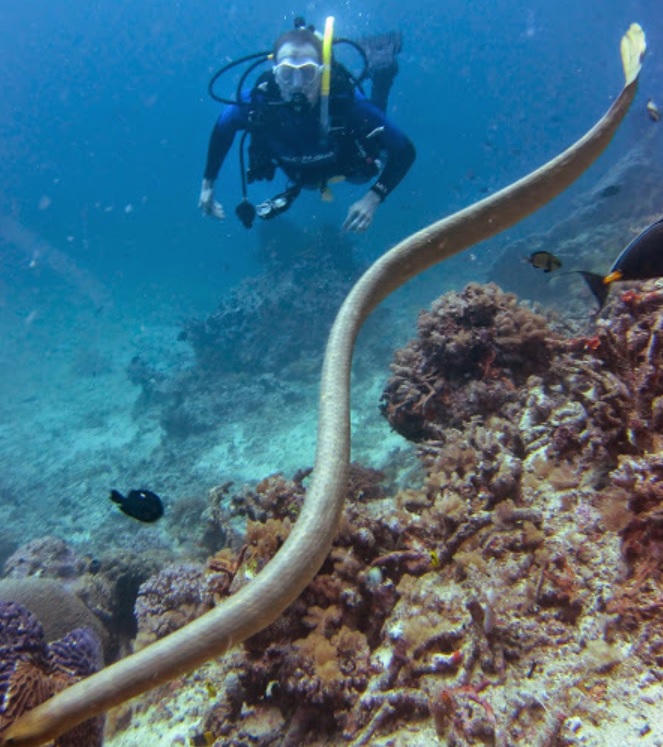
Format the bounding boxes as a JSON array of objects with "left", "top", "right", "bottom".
[{"left": 203, "top": 88, "right": 415, "bottom": 203}]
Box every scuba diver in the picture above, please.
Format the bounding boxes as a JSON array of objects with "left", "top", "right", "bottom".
[{"left": 198, "top": 18, "right": 415, "bottom": 232}]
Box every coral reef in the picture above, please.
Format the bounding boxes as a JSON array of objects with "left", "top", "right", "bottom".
[
  {"left": 1, "top": 62, "right": 654, "bottom": 745},
  {"left": 381, "top": 282, "right": 663, "bottom": 480},
  {"left": 604, "top": 452, "right": 663, "bottom": 659},
  {"left": 201, "top": 471, "right": 309, "bottom": 554},
  {"left": 0, "top": 600, "right": 104, "bottom": 746},
  {"left": 181, "top": 223, "right": 363, "bottom": 376},
  {"left": 588, "top": 287, "right": 663, "bottom": 453},
  {"left": 107, "top": 279, "right": 663, "bottom": 746},
  {"left": 1, "top": 535, "right": 166, "bottom": 661},
  {"left": 380, "top": 283, "right": 564, "bottom": 441},
  {"left": 74, "top": 549, "right": 163, "bottom": 659}
]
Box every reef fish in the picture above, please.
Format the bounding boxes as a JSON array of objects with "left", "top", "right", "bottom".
[
  {"left": 110, "top": 489, "right": 164, "bottom": 522},
  {"left": 599, "top": 184, "right": 621, "bottom": 198},
  {"left": 525, "top": 250, "right": 562, "bottom": 273},
  {"left": 576, "top": 217, "right": 663, "bottom": 308},
  {"left": 647, "top": 98, "right": 660, "bottom": 122}
]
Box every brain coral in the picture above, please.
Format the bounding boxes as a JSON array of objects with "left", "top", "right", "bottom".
[
  {"left": 0, "top": 600, "right": 103, "bottom": 746},
  {"left": 0, "top": 577, "right": 108, "bottom": 653}
]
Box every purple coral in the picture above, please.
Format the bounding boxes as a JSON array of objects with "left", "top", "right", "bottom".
[
  {"left": 134, "top": 563, "right": 212, "bottom": 647},
  {"left": 49, "top": 627, "right": 104, "bottom": 677},
  {"left": 0, "top": 600, "right": 104, "bottom": 746},
  {"left": 0, "top": 599, "right": 48, "bottom": 665}
]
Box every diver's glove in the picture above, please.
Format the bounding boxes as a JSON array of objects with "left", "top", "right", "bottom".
[
  {"left": 342, "top": 189, "right": 381, "bottom": 232},
  {"left": 198, "top": 179, "right": 225, "bottom": 220}
]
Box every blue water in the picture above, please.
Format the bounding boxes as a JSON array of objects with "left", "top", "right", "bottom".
[
  {"left": 0, "top": 0, "right": 661, "bottom": 547},
  {"left": 2, "top": 0, "right": 660, "bottom": 306}
]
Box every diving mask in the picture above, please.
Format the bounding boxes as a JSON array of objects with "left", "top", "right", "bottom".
[{"left": 274, "top": 57, "right": 322, "bottom": 90}]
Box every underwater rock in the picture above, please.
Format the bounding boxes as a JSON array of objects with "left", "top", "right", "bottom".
[{"left": 3, "top": 535, "right": 87, "bottom": 582}]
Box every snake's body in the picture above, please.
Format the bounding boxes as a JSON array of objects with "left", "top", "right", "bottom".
[{"left": 2, "top": 25, "right": 646, "bottom": 747}]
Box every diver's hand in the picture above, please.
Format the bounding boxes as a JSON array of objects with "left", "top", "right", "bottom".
[
  {"left": 198, "top": 179, "right": 225, "bottom": 220},
  {"left": 342, "top": 190, "right": 381, "bottom": 232}
]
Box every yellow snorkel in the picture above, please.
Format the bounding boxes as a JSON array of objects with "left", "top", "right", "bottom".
[{"left": 320, "top": 16, "right": 334, "bottom": 147}]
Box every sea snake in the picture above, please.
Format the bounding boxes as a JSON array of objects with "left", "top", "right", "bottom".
[{"left": 1, "top": 23, "right": 646, "bottom": 747}]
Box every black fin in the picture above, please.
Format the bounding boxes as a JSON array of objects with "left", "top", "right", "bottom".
[
  {"left": 577, "top": 271, "right": 609, "bottom": 309},
  {"left": 360, "top": 31, "right": 402, "bottom": 76},
  {"left": 110, "top": 489, "right": 124, "bottom": 505},
  {"left": 360, "top": 32, "right": 402, "bottom": 113}
]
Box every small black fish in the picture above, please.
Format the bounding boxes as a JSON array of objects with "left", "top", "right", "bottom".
[
  {"left": 525, "top": 250, "right": 562, "bottom": 273},
  {"left": 574, "top": 217, "right": 663, "bottom": 308},
  {"left": 599, "top": 184, "right": 621, "bottom": 198},
  {"left": 110, "top": 489, "right": 164, "bottom": 523}
]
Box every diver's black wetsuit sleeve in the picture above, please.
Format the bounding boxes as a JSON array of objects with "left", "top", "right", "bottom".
[
  {"left": 203, "top": 104, "right": 248, "bottom": 181},
  {"left": 351, "top": 98, "right": 416, "bottom": 201}
]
